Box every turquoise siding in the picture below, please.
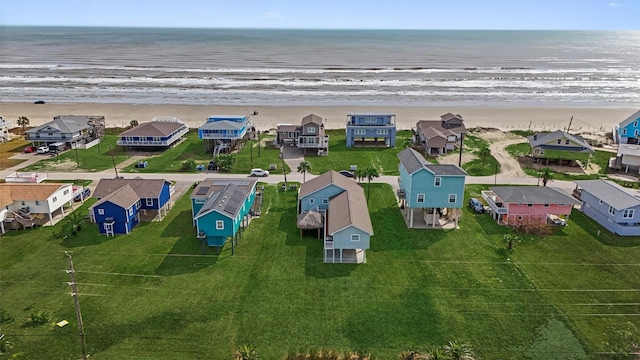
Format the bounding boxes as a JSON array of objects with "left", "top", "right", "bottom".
[
  {"left": 299, "top": 184, "right": 344, "bottom": 213},
  {"left": 400, "top": 166, "right": 465, "bottom": 209},
  {"left": 331, "top": 226, "right": 370, "bottom": 250},
  {"left": 621, "top": 115, "right": 640, "bottom": 143}
]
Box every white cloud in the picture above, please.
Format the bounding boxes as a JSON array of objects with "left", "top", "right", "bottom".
[
  {"left": 608, "top": 2, "right": 622, "bottom": 6},
  {"left": 263, "top": 10, "right": 283, "bottom": 21}
]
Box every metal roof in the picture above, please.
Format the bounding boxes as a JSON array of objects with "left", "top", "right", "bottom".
[
  {"left": 574, "top": 179, "right": 640, "bottom": 210},
  {"left": 489, "top": 186, "right": 580, "bottom": 205}
]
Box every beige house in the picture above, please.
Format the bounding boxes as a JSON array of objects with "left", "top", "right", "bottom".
[{"left": 0, "top": 183, "right": 75, "bottom": 233}]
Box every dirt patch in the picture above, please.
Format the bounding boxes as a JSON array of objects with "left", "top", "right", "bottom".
[{"left": 438, "top": 152, "right": 476, "bottom": 166}]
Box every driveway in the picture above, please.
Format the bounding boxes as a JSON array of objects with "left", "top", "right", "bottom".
[{"left": 489, "top": 138, "right": 527, "bottom": 177}]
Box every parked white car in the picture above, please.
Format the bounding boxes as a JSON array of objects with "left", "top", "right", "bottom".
[
  {"left": 249, "top": 168, "right": 269, "bottom": 177},
  {"left": 36, "top": 146, "right": 49, "bottom": 154}
]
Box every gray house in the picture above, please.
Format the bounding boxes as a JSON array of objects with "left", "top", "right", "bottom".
[
  {"left": 414, "top": 113, "right": 466, "bottom": 156},
  {"left": 276, "top": 114, "right": 329, "bottom": 155},
  {"left": 574, "top": 180, "right": 640, "bottom": 236},
  {"left": 25, "top": 115, "right": 105, "bottom": 146}
]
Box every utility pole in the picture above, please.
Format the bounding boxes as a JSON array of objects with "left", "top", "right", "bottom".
[
  {"left": 65, "top": 252, "right": 87, "bottom": 360},
  {"left": 108, "top": 145, "right": 119, "bottom": 178},
  {"left": 280, "top": 146, "right": 287, "bottom": 189},
  {"left": 458, "top": 133, "right": 464, "bottom": 167},
  {"left": 257, "top": 130, "right": 261, "bottom": 157},
  {"left": 566, "top": 116, "right": 573, "bottom": 133},
  {"left": 74, "top": 140, "right": 80, "bottom": 167}
]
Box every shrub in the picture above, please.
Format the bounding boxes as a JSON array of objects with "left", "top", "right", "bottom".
[
  {"left": 512, "top": 222, "right": 552, "bottom": 236},
  {"left": 29, "top": 309, "right": 50, "bottom": 325},
  {"left": 181, "top": 158, "right": 196, "bottom": 171}
]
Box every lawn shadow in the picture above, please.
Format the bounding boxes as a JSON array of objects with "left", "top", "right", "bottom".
[
  {"left": 370, "top": 206, "right": 448, "bottom": 252},
  {"left": 571, "top": 210, "right": 640, "bottom": 247},
  {"left": 155, "top": 209, "right": 218, "bottom": 276},
  {"left": 304, "top": 240, "right": 358, "bottom": 278}
]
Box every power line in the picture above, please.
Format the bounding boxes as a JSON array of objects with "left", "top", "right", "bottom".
[{"left": 65, "top": 251, "right": 88, "bottom": 360}]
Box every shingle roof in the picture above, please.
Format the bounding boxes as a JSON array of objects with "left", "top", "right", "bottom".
[
  {"left": 26, "top": 115, "right": 101, "bottom": 134},
  {"left": 301, "top": 114, "right": 323, "bottom": 126},
  {"left": 618, "top": 110, "right": 640, "bottom": 129},
  {"left": 397, "top": 148, "right": 467, "bottom": 176},
  {"left": 527, "top": 130, "right": 593, "bottom": 153},
  {"left": 119, "top": 121, "right": 186, "bottom": 137},
  {"left": 90, "top": 184, "right": 140, "bottom": 210},
  {"left": 574, "top": 179, "right": 640, "bottom": 210},
  {"left": 92, "top": 178, "right": 169, "bottom": 199},
  {"left": 0, "top": 183, "right": 71, "bottom": 202},
  {"left": 199, "top": 120, "right": 245, "bottom": 131},
  {"left": 490, "top": 186, "right": 580, "bottom": 205},
  {"left": 298, "top": 170, "right": 361, "bottom": 198},
  {"left": 194, "top": 179, "right": 257, "bottom": 219},
  {"left": 327, "top": 187, "right": 373, "bottom": 235}
]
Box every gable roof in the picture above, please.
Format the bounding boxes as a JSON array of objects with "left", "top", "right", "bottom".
[
  {"left": 440, "top": 113, "right": 463, "bottom": 122},
  {"left": 527, "top": 130, "right": 593, "bottom": 152},
  {"left": 194, "top": 180, "right": 257, "bottom": 219},
  {"left": 92, "top": 178, "right": 170, "bottom": 199},
  {"left": 490, "top": 186, "right": 580, "bottom": 205},
  {"left": 397, "top": 148, "right": 467, "bottom": 176},
  {"left": 119, "top": 120, "right": 185, "bottom": 137},
  {"left": 26, "top": 115, "right": 100, "bottom": 134},
  {"left": 618, "top": 110, "right": 640, "bottom": 129},
  {"left": 199, "top": 120, "right": 245, "bottom": 131},
  {"left": 299, "top": 170, "right": 361, "bottom": 198},
  {"left": 327, "top": 187, "right": 373, "bottom": 235},
  {"left": 0, "top": 183, "right": 71, "bottom": 202},
  {"left": 301, "top": 114, "right": 323, "bottom": 126},
  {"left": 618, "top": 143, "right": 640, "bottom": 157},
  {"left": 574, "top": 179, "right": 640, "bottom": 210},
  {"left": 90, "top": 184, "right": 140, "bottom": 210}
]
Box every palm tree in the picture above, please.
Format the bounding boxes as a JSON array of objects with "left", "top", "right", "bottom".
[
  {"left": 538, "top": 167, "right": 554, "bottom": 187},
  {"left": 297, "top": 161, "right": 311, "bottom": 183},
  {"left": 364, "top": 167, "right": 379, "bottom": 201},
  {"left": 130, "top": 119, "right": 139, "bottom": 127},
  {"left": 478, "top": 147, "right": 491, "bottom": 167},
  {"left": 16, "top": 116, "right": 29, "bottom": 135},
  {"left": 234, "top": 343, "right": 258, "bottom": 360},
  {"left": 425, "top": 347, "right": 447, "bottom": 360},
  {"left": 354, "top": 168, "right": 366, "bottom": 184},
  {"left": 443, "top": 341, "right": 474, "bottom": 360}
]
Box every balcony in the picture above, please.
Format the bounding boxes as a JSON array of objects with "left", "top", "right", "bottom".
[
  {"left": 117, "top": 139, "right": 172, "bottom": 146},
  {"left": 200, "top": 130, "right": 246, "bottom": 140},
  {"left": 297, "top": 136, "right": 329, "bottom": 148},
  {"left": 481, "top": 190, "right": 508, "bottom": 214}
]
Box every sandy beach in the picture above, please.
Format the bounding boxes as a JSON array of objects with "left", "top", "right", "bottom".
[{"left": 0, "top": 102, "right": 636, "bottom": 135}]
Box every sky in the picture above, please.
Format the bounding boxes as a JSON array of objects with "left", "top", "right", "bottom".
[{"left": 0, "top": 0, "right": 638, "bottom": 30}]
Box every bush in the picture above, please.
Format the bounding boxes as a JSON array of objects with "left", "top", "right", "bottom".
[
  {"left": 29, "top": 309, "right": 50, "bottom": 325},
  {"left": 181, "top": 158, "right": 196, "bottom": 171},
  {"left": 512, "top": 222, "right": 552, "bottom": 236}
]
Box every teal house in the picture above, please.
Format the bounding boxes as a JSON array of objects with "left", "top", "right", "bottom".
[
  {"left": 190, "top": 178, "right": 258, "bottom": 253},
  {"left": 397, "top": 148, "right": 467, "bottom": 228}
]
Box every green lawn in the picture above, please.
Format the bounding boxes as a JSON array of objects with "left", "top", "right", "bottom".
[
  {"left": 1, "top": 185, "right": 639, "bottom": 359},
  {"left": 304, "top": 129, "right": 413, "bottom": 175},
  {"left": 19, "top": 135, "right": 129, "bottom": 172}
]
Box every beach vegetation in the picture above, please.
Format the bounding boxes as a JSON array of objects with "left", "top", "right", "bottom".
[
  {"left": 215, "top": 153, "right": 236, "bottom": 173},
  {"left": 1, "top": 184, "right": 638, "bottom": 358},
  {"left": 462, "top": 149, "right": 499, "bottom": 176},
  {"left": 129, "top": 119, "right": 138, "bottom": 127},
  {"left": 16, "top": 116, "right": 29, "bottom": 135}
]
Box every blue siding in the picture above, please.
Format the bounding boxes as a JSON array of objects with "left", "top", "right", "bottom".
[
  {"left": 580, "top": 191, "right": 640, "bottom": 236},
  {"left": 346, "top": 114, "right": 396, "bottom": 147},
  {"left": 331, "top": 226, "right": 370, "bottom": 251},
  {"left": 299, "top": 184, "right": 345, "bottom": 213},
  {"left": 621, "top": 116, "right": 640, "bottom": 143},
  {"left": 93, "top": 201, "right": 138, "bottom": 235},
  {"left": 399, "top": 166, "right": 466, "bottom": 209}
]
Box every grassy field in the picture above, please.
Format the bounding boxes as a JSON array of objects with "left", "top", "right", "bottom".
[
  {"left": 303, "top": 129, "right": 414, "bottom": 176},
  {"left": 0, "top": 139, "right": 30, "bottom": 170},
  {"left": 1, "top": 184, "right": 639, "bottom": 359},
  {"left": 19, "top": 135, "right": 129, "bottom": 172}
]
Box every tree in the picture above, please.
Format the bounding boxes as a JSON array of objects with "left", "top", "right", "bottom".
[
  {"left": 478, "top": 147, "right": 491, "bottom": 167},
  {"left": 403, "top": 137, "right": 414, "bottom": 149},
  {"left": 215, "top": 154, "right": 236, "bottom": 173},
  {"left": 538, "top": 167, "right": 554, "bottom": 187},
  {"left": 354, "top": 168, "right": 366, "bottom": 184},
  {"left": 130, "top": 119, "right": 139, "bottom": 127},
  {"left": 16, "top": 116, "right": 29, "bottom": 135},
  {"left": 443, "top": 341, "right": 475, "bottom": 360},
  {"left": 297, "top": 161, "right": 311, "bottom": 183},
  {"left": 364, "top": 167, "right": 379, "bottom": 201},
  {"left": 504, "top": 233, "right": 519, "bottom": 250},
  {"left": 234, "top": 343, "right": 258, "bottom": 360}
]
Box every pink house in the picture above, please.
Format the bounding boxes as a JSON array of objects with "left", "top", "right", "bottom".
[{"left": 481, "top": 186, "right": 579, "bottom": 225}]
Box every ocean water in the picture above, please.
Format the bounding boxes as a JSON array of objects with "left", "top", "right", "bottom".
[{"left": 0, "top": 27, "right": 639, "bottom": 106}]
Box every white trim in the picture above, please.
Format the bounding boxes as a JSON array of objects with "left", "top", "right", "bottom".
[
  {"left": 434, "top": 177, "right": 441, "bottom": 187},
  {"left": 98, "top": 208, "right": 104, "bottom": 215},
  {"left": 416, "top": 193, "right": 425, "bottom": 203},
  {"left": 216, "top": 220, "right": 224, "bottom": 230},
  {"left": 448, "top": 194, "right": 457, "bottom": 203},
  {"left": 146, "top": 198, "right": 154, "bottom": 206},
  {"left": 351, "top": 234, "right": 360, "bottom": 242}
]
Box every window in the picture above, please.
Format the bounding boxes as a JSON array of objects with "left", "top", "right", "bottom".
[
  {"left": 351, "top": 234, "right": 360, "bottom": 242},
  {"left": 527, "top": 204, "right": 533, "bottom": 207},
  {"left": 128, "top": 208, "right": 134, "bottom": 216},
  {"left": 354, "top": 129, "right": 366, "bottom": 135},
  {"left": 322, "top": 198, "right": 328, "bottom": 204},
  {"left": 434, "top": 177, "right": 441, "bottom": 187},
  {"left": 52, "top": 197, "right": 57, "bottom": 202},
  {"left": 635, "top": 130, "right": 639, "bottom": 137},
  {"left": 544, "top": 204, "right": 549, "bottom": 207},
  {"left": 608, "top": 206, "right": 616, "bottom": 216},
  {"left": 376, "top": 129, "right": 388, "bottom": 135},
  {"left": 146, "top": 198, "right": 154, "bottom": 206},
  {"left": 635, "top": 121, "right": 638, "bottom": 127},
  {"left": 517, "top": 216, "right": 523, "bottom": 221},
  {"left": 21, "top": 201, "right": 25, "bottom": 206},
  {"left": 136, "top": 200, "right": 142, "bottom": 209},
  {"left": 448, "top": 194, "right": 457, "bottom": 203},
  {"left": 64, "top": 189, "right": 69, "bottom": 195},
  {"left": 623, "top": 209, "right": 635, "bottom": 219},
  {"left": 364, "top": 117, "right": 377, "bottom": 123},
  {"left": 307, "top": 127, "right": 316, "bottom": 134},
  {"left": 309, "top": 198, "right": 315, "bottom": 205},
  {"left": 98, "top": 209, "right": 104, "bottom": 215},
  {"left": 623, "top": 129, "right": 627, "bottom": 135},
  {"left": 417, "top": 193, "right": 425, "bottom": 203},
  {"left": 557, "top": 139, "right": 562, "bottom": 144},
  {"left": 565, "top": 139, "right": 570, "bottom": 145},
  {"left": 35, "top": 201, "right": 40, "bottom": 205},
  {"left": 599, "top": 199, "right": 603, "bottom": 205},
  {"left": 216, "top": 220, "right": 224, "bottom": 230}
]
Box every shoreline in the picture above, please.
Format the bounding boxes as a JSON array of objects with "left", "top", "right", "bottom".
[{"left": 1, "top": 102, "right": 636, "bottom": 134}]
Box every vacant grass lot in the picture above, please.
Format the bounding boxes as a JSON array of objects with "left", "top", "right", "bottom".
[
  {"left": 304, "top": 129, "right": 414, "bottom": 175},
  {"left": 20, "top": 135, "right": 129, "bottom": 172},
  {"left": 0, "top": 139, "right": 30, "bottom": 170},
  {"left": 1, "top": 185, "right": 639, "bottom": 359}
]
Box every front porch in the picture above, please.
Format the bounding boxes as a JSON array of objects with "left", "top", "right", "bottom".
[
  {"left": 400, "top": 206, "right": 459, "bottom": 229},
  {"left": 324, "top": 248, "right": 366, "bottom": 264}
]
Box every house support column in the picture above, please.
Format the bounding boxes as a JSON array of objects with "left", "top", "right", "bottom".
[
  {"left": 1, "top": 221, "right": 5, "bottom": 235},
  {"left": 432, "top": 209, "right": 436, "bottom": 228},
  {"left": 49, "top": 211, "right": 54, "bottom": 226},
  {"left": 409, "top": 208, "right": 414, "bottom": 228}
]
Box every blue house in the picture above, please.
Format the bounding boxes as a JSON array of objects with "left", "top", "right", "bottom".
[
  {"left": 198, "top": 115, "right": 254, "bottom": 155},
  {"left": 298, "top": 171, "right": 374, "bottom": 263},
  {"left": 345, "top": 113, "right": 396, "bottom": 147},
  {"left": 613, "top": 110, "right": 640, "bottom": 173},
  {"left": 89, "top": 178, "right": 173, "bottom": 236},
  {"left": 117, "top": 118, "right": 188, "bottom": 149},
  {"left": 190, "top": 178, "right": 258, "bottom": 252},
  {"left": 397, "top": 148, "right": 467, "bottom": 228},
  {"left": 574, "top": 179, "right": 640, "bottom": 236},
  {"left": 615, "top": 110, "right": 640, "bottom": 145}
]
